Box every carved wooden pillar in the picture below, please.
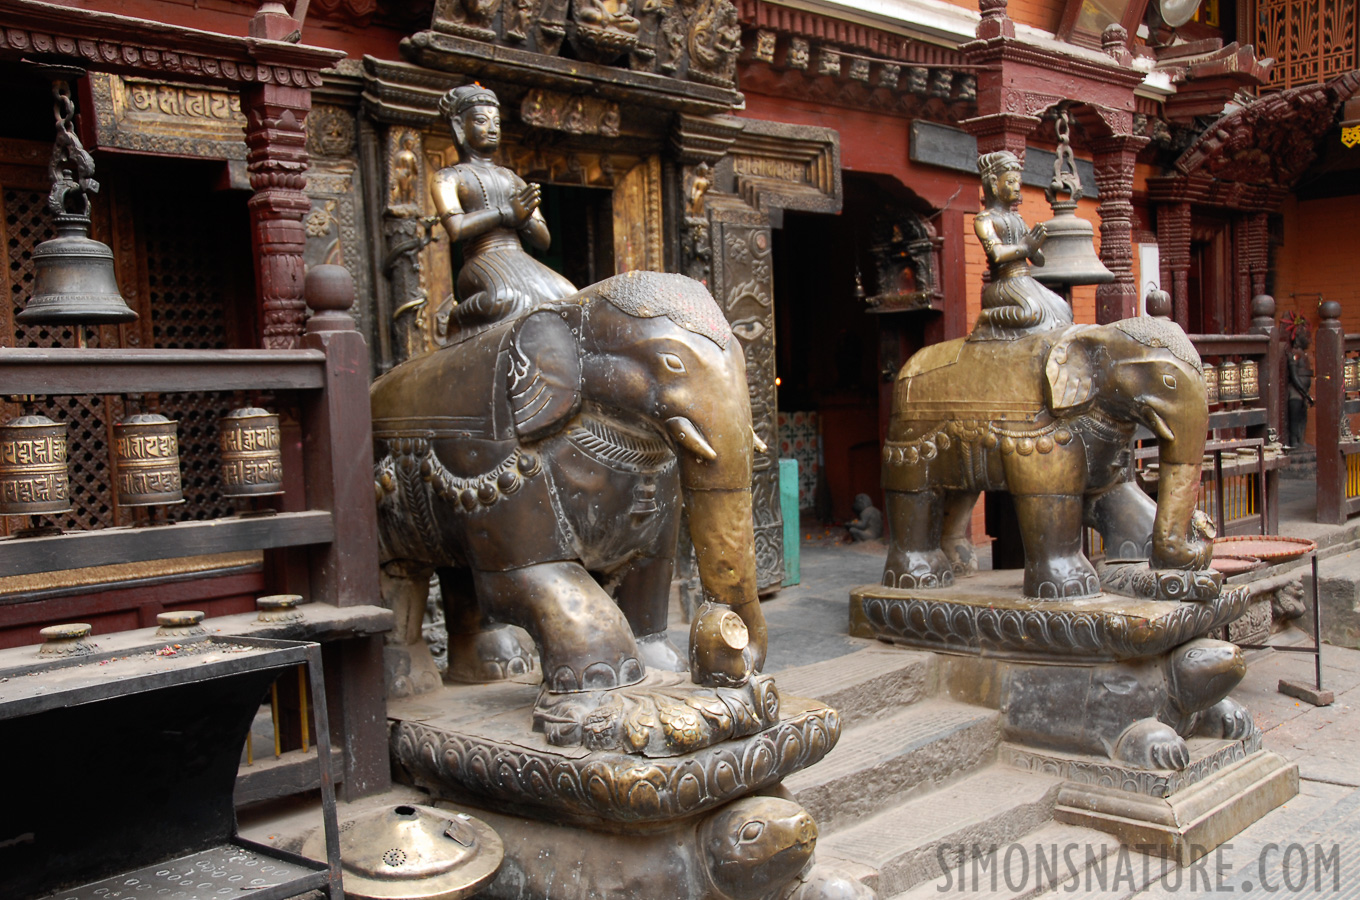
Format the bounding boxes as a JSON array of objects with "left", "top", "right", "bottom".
[
  {"left": 1249, "top": 212, "right": 1270, "bottom": 299},
  {"left": 1091, "top": 133, "right": 1149, "bottom": 324},
  {"left": 243, "top": 81, "right": 313, "bottom": 349},
  {"left": 1233, "top": 215, "right": 1253, "bottom": 334},
  {"left": 960, "top": 113, "right": 1040, "bottom": 162},
  {"left": 382, "top": 127, "right": 430, "bottom": 367},
  {"left": 1157, "top": 201, "right": 1192, "bottom": 331},
  {"left": 1316, "top": 301, "right": 1346, "bottom": 524}
]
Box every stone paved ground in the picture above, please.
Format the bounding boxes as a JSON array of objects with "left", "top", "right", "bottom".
[{"left": 763, "top": 526, "right": 1360, "bottom": 900}]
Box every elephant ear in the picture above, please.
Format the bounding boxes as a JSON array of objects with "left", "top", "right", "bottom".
[
  {"left": 508, "top": 308, "right": 582, "bottom": 441},
  {"left": 1045, "top": 325, "right": 1102, "bottom": 415}
]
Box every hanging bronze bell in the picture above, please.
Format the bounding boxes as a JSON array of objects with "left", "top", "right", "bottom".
[
  {"left": 113, "top": 413, "right": 184, "bottom": 506},
  {"left": 0, "top": 414, "right": 72, "bottom": 516},
  {"left": 1030, "top": 108, "right": 1113, "bottom": 290},
  {"left": 1030, "top": 198, "right": 1114, "bottom": 289},
  {"left": 219, "top": 407, "right": 284, "bottom": 497},
  {"left": 17, "top": 213, "right": 137, "bottom": 327}
]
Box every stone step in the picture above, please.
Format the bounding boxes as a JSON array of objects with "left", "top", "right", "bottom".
[
  {"left": 817, "top": 766, "right": 1063, "bottom": 897},
  {"left": 774, "top": 645, "right": 936, "bottom": 727},
  {"left": 784, "top": 698, "right": 1000, "bottom": 833},
  {"left": 886, "top": 822, "right": 1133, "bottom": 900}
]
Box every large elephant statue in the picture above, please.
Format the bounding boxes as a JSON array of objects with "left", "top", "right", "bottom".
[
  {"left": 372, "top": 271, "right": 771, "bottom": 755},
  {"left": 882, "top": 315, "right": 1212, "bottom": 600}
]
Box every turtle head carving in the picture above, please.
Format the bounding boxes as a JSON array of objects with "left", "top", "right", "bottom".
[{"left": 700, "top": 796, "right": 817, "bottom": 899}]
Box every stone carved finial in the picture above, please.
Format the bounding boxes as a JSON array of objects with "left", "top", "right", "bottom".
[
  {"left": 976, "top": 0, "right": 1014, "bottom": 39},
  {"left": 1250, "top": 294, "right": 1276, "bottom": 334}
]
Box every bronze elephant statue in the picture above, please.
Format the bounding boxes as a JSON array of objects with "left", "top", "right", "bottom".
[
  {"left": 372, "top": 271, "right": 771, "bottom": 754},
  {"left": 882, "top": 316, "right": 1212, "bottom": 600}
]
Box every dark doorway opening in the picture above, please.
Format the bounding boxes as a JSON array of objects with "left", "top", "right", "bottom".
[
  {"left": 773, "top": 173, "right": 942, "bottom": 524},
  {"left": 533, "top": 184, "right": 614, "bottom": 288}
]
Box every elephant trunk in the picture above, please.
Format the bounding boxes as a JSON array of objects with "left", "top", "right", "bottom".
[
  {"left": 685, "top": 487, "right": 768, "bottom": 673},
  {"left": 1148, "top": 382, "right": 1211, "bottom": 572},
  {"left": 1149, "top": 463, "right": 1212, "bottom": 571}
]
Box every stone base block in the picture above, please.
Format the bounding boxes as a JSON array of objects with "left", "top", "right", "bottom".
[
  {"left": 1052, "top": 749, "right": 1298, "bottom": 864},
  {"left": 388, "top": 680, "right": 840, "bottom": 828}
]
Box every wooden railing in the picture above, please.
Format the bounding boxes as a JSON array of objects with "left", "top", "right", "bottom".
[{"left": 0, "top": 269, "right": 389, "bottom": 799}]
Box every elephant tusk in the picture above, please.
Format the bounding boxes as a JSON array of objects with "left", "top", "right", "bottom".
[
  {"left": 751, "top": 427, "right": 768, "bottom": 455},
  {"left": 665, "top": 416, "right": 718, "bottom": 461},
  {"left": 1144, "top": 407, "right": 1176, "bottom": 443}
]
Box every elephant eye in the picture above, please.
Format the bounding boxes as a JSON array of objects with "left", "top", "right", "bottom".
[
  {"left": 739, "top": 821, "right": 764, "bottom": 843},
  {"left": 660, "top": 352, "right": 687, "bottom": 374},
  {"left": 1163, "top": 374, "right": 1177, "bottom": 389}
]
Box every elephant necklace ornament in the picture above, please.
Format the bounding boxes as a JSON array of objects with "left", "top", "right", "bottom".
[{"left": 373, "top": 270, "right": 777, "bottom": 758}]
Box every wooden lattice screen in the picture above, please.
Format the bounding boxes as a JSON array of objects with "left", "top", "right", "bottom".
[
  {"left": 1, "top": 150, "right": 241, "bottom": 535},
  {"left": 1256, "top": 0, "right": 1359, "bottom": 90}
]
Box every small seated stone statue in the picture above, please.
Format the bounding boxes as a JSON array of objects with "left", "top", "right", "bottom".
[{"left": 845, "top": 493, "right": 883, "bottom": 542}]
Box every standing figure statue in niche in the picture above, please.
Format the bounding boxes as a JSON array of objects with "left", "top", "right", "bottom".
[
  {"left": 432, "top": 84, "right": 576, "bottom": 334},
  {"left": 1286, "top": 320, "right": 1314, "bottom": 449},
  {"left": 970, "top": 151, "right": 1073, "bottom": 341}
]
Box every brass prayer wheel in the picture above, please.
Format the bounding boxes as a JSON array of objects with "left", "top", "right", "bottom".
[
  {"left": 1203, "top": 362, "right": 1218, "bottom": 405},
  {"left": 1218, "top": 360, "right": 1241, "bottom": 404},
  {"left": 113, "top": 413, "right": 184, "bottom": 506},
  {"left": 1240, "top": 359, "right": 1260, "bottom": 401},
  {"left": 220, "top": 407, "right": 284, "bottom": 497},
  {"left": 0, "top": 414, "right": 72, "bottom": 516},
  {"left": 1345, "top": 357, "right": 1358, "bottom": 394}
]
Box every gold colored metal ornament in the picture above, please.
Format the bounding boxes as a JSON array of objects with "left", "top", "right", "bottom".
[
  {"left": 1345, "top": 357, "right": 1358, "bottom": 394},
  {"left": 1204, "top": 362, "right": 1218, "bottom": 405},
  {"left": 256, "top": 594, "right": 305, "bottom": 624},
  {"left": 112, "top": 413, "right": 184, "bottom": 506},
  {"left": 1240, "top": 359, "right": 1259, "bottom": 401},
  {"left": 38, "top": 623, "right": 97, "bottom": 657},
  {"left": 156, "top": 610, "right": 207, "bottom": 638},
  {"left": 0, "top": 414, "right": 71, "bottom": 516},
  {"left": 300, "top": 804, "right": 503, "bottom": 900},
  {"left": 1218, "top": 360, "right": 1241, "bottom": 404},
  {"left": 220, "top": 407, "right": 284, "bottom": 497}
]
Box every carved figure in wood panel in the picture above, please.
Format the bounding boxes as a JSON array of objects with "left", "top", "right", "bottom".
[
  {"left": 971, "top": 151, "right": 1073, "bottom": 341},
  {"left": 432, "top": 86, "right": 576, "bottom": 335}
]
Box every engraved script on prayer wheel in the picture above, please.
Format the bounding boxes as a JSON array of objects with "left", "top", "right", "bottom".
[
  {"left": 1346, "top": 357, "right": 1358, "bottom": 394},
  {"left": 220, "top": 407, "right": 283, "bottom": 497},
  {"left": 1204, "top": 362, "right": 1219, "bottom": 405},
  {"left": 1240, "top": 359, "right": 1260, "bottom": 401},
  {"left": 0, "top": 414, "right": 72, "bottom": 516},
  {"left": 1218, "top": 360, "right": 1241, "bottom": 404},
  {"left": 113, "top": 413, "right": 183, "bottom": 506}
]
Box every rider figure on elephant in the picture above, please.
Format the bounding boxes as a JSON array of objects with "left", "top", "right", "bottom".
[
  {"left": 432, "top": 84, "right": 577, "bottom": 336},
  {"left": 970, "top": 151, "right": 1073, "bottom": 342}
]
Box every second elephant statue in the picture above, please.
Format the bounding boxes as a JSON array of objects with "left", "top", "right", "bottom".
[{"left": 882, "top": 315, "right": 1212, "bottom": 600}]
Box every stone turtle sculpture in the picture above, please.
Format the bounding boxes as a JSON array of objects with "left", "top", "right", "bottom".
[{"left": 445, "top": 793, "right": 875, "bottom": 900}]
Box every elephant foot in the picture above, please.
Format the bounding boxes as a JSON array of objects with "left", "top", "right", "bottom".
[
  {"left": 1099, "top": 562, "right": 1223, "bottom": 602},
  {"left": 943, "top": 536, "right": 979, "bottom": 577},
  {"left": 882, "top": 549, "right": 954, "bottom": 590},
  {"left": 1025, "top": 555, "right": 1100, "bottom": 600},
  {"left": 533, "top": 670, "right": 780, "bottom": 756},
  {"left": 444, "top": 624, "right": 538, "bottom": 684},
  {"left": 384, "top": 641, "right": 443, "bottom": 699},
  {"left": 636, "top": 631, "right": 688, "bottom": 674},
  {"left": 1115, "top": 717, "right": 1190, "bottom": 770},
  {"left": 1194, "top": 698, "right": 1256, "bottom": 740}
]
